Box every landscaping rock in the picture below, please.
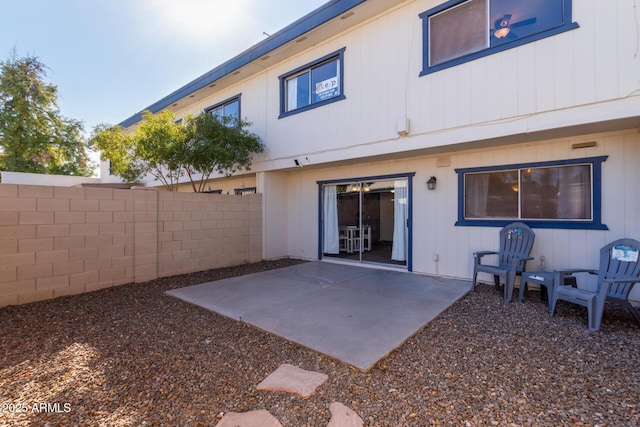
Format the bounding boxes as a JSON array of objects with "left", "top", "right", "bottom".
[
  {"left": 256, "top": 363, "right": 328, "bottom": 398},
  {"left": 327, "top": 402, "right": 364, "bottom": 427},
  {"left": 215, "top": 409, "right": 282, "bottom": 427}
]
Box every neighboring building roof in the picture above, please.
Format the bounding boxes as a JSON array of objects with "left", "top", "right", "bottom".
[{"left": 119, "top": 0, "right": 365, "bottom": 128}]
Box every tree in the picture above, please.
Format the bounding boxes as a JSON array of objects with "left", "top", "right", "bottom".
[
  {"left": 0, "top": 51, "right": 94, "bottom": 176},
  {"left": 92, "top": 110, "right": 264, "bottom": 192},
  {"left": 183, "top": 113, "right": 264, "bottom": 192},
  {"left": 92, "top": 110, "right": 187, "bottom": 191}
]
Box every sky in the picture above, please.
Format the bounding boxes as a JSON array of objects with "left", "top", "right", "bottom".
[{"left": 1, "top": 0, "right": 328, "bottom": 133}]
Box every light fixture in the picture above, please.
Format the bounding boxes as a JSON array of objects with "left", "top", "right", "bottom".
[
  {"left": 427, "top": 176, "right": 437, "bottom": 190},
  {"left": 494, "top": 14, "right": 511, "bottom": 38},
  {"left": 494, "top": 27, "right": 510, "bottom": 38}
]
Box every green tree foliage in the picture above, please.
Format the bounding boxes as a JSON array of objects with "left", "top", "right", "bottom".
[
  {"left": 183, "top": 113, "right": 264, "bottom": 192},
  {"left": 92, "top": 110, "right": 187, "bottom": 191},
  {"left": 92, "top": 110, "right": 264, "bottom": 192},
  {"left": 0, "top": 51, "right": 94, "bottom": 176},
  {"left": 90, "top": 123, "right": 143, "bottom": 184}
]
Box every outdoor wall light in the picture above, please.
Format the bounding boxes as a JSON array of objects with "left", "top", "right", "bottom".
[{"left": 427, "top": 176, "right": 437, "bottom": 190}]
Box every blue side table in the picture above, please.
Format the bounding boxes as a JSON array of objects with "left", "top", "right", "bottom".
[{"left": 519, "top": 271, "right": 556, "bottom": 313}]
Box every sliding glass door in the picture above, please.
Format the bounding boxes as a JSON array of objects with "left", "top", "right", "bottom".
[{"left": 320, "top": 175, "right": 411, "bottom": 269}]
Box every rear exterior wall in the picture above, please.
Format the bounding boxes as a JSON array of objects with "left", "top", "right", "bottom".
[{"left": 272, "top": 129, "right": 640, "bottom": 300}]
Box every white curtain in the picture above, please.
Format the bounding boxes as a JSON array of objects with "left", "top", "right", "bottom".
[
  {"left": 465, "top": 173, "right": 489, "bottom": 218},
  {"left": 557, "top": 165, "right": 591, "bottom": 219},
  {"left": 323, "top": 185, "right": 339, "bottom": 254},
  {"left": 287, "top": 77, "right": 298, "bottom": 112},
  {"left": 391, "top": 180, "right": 408, "bottom": 261}
]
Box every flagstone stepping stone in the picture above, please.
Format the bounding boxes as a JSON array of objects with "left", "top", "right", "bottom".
[
  {"left": 215, "top": 409, "right": 283, "bottom": 427},
  {"left": 256, "top": 363, "right": 328, "bottom": 398},
  {"left": 327, "top": 402, "right": 364, "bottom": 427}
]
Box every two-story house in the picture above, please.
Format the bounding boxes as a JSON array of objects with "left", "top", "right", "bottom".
[{"left": 108, "top": 0, "right": 640, "bottom": 284}]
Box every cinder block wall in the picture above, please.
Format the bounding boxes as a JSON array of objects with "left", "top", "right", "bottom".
[{"left": 0, "top": 184, "right": 262, "bottom": 307}]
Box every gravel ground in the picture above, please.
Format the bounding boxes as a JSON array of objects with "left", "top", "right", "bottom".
[{"left": 1, "top": 259, "right": 639, "bottom": 427}]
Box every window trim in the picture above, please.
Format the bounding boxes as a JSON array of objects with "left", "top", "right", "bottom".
[
  {"left": 234, "top": 187, "right": 257, "bottom": 195},
  {"left": 454, "top": 156, "right": 608, "bottom": 230},
  {"left": 278, "top": 47, "right": 346, "bottom": 119},
  {"left": 204, "top": 94, "right": 242, "bottom": 119},
  {"left": 419, "top": 0, "right": 579, "bottom": 76}
]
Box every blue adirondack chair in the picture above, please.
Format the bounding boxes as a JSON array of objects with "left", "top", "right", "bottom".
[
  {"left": 550, "top": 238, "right": 640, "bottom": 331},
  {"left": 472, "top": 222, "right": 535, "bottom": 301}
]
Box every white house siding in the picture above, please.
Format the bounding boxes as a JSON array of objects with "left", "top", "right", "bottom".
[
  {"left": 1, "top": 171, "right": 101, "bottom": 187},
  {"left": 259, "top": 171, "right": 289, "bottom": 260}
]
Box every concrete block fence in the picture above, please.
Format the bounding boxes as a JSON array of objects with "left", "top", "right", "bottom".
[{"left": 0, "top": 184, "right": 262, "bottom": 307}]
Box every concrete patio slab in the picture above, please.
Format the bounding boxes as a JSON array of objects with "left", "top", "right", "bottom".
[{"left": 166, "top": 262, "right": 470, "bottom": 371}]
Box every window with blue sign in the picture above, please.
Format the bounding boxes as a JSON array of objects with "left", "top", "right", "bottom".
[
  {"left": 279, "top": 48, "right": 346, "bottom": 118},
  {"left": 455, "top": 156, "right": 608, "bottom": 230},
  {"left": 205, "top": 95, "right": 240, "bottom": 123},
  {"left": 420, "top": 0, "right": 578, "bottom": 74}
]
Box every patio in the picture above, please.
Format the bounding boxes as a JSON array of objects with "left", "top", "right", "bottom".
[
  {"left": 1, "top": 259, "right": 639, "bottom": 426},
  {"left": 166, "top": 261, "right": 471, "bottom": 371}
]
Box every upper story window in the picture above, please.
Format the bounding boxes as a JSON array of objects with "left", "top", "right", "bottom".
[
  {"left": 455, "top": 156, "right": 608, "bottom": 230},
  {"left": 420, "top": 0, "right": 578, "bottom": 75},
  {"left": 205, "top": 95, "right": 240, "bottom": 123},
  {"left": 279, "top": 48, "right": 346, "bottom": 118}
]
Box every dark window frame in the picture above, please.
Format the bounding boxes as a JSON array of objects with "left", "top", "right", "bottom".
[
  {"left": 278, "top": 47, "right": 346, "bottom": 118},
  {"left": 204, "top": 94, "right": 242, "bottom": 121},
  {"left": 234, "top": 187, "right": 257, "bottom": 195},
  {"left": 419, "top": 0, "right": 579, "bottom": 75},
  {"left": 455, "top": 156, "right": 608, "bottom": 230}
]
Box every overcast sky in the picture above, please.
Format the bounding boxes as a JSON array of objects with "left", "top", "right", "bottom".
[{"left": 1, "top": 0, "right": 327, "bottom": 133}]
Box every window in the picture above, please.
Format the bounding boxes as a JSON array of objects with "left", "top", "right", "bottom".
[
  {"left": 279, "top": 48, "right": 346, "bottom": 118},
  {"left": 205, "top": 95, "right": 240, "bottom": 122},
  {"left": 455, "top": 156, "right": 608, "bottom": 230},
  {"left": 420, "top": 0, "right": 578, "bottom": 74},
  {"left": 234, "top": 187, "right": 256, "bottom": 195}
]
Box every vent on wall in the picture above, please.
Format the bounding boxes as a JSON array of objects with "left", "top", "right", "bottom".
[{"left": 572, "top": 141, "right": 597, "bottom": 150}]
